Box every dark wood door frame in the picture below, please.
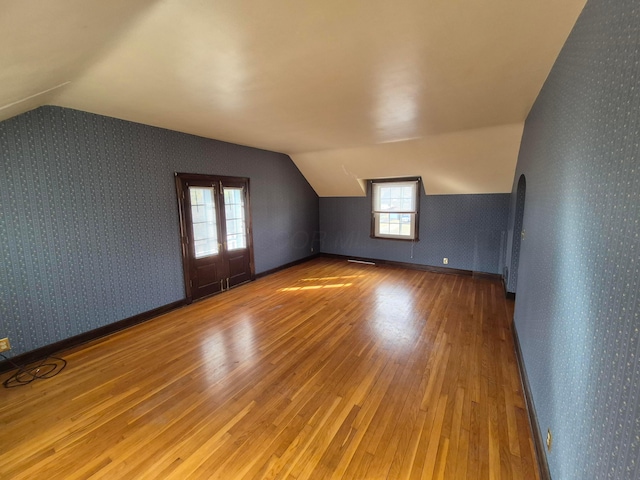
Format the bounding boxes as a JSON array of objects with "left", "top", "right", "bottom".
[{"left": 175, "top": 172, "right": 255, "bottom": 303}]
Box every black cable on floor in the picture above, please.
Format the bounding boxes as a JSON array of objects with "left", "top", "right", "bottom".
[{"left": 1, "top": 353, "right": 67, "bottom": 388}]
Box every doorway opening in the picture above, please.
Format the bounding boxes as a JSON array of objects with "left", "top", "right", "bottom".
[
  {"left": 175, "top": 173, "right": 255, "bottom": 302},
  {"left": 509, "top": 174, "right": 526, "bottom": 294}
]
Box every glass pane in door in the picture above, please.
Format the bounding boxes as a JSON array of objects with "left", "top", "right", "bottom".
[
  {"left": 223, "top": 187, "right": 247, "bottom": 250},
  {"left": 189, "top": 186, "right": 219, "bottom": 258}
]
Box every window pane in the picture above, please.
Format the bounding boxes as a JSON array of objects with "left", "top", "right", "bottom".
[
  {"left": 189, "top": 186, "right": 218, "bottom": 258},
  {"left": 223, "top": 187, "right": 246, "bottom": 250},
  {"left": 372, "top": 180, "right": 419, "bottom": 239},
  {"left": 191, "top": 204, "right": 209, "bottom": 223},
  {"left": 375, "top": 212, "right": 415, "bottom": 239},
  {"left": 373, "top": 181, "right": 416, "bottom": 212}
]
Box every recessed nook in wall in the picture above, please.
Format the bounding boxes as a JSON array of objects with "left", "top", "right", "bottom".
[{"left": 509, "top": 174, "right": 527, "bottom": 293}]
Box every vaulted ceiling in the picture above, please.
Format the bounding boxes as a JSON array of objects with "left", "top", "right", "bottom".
[{"left": 0, "top": 0, "right": 586, "bottom": 196}]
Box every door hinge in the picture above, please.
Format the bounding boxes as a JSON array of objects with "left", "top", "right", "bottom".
[{"left": 189, "top": 279, "right": 193, "bottom": 287}]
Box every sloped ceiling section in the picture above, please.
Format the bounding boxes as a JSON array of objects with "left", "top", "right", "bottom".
[
  {"left": 0, "top": 0, "right": 586, "bottom": 196},
  {"left": 0, "top": 0, "right": 157, "bottom": 120},
  {"left": 294, "top": 124, "right": 525, "bottom": 197}
]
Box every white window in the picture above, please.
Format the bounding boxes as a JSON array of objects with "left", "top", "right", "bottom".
[{"left": 371, "top": 178, "right": 420, "bottom": 240}]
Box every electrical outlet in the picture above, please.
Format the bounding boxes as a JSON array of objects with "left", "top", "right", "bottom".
[
  {"left": 546, "top": 428, "right": 552, "bottom": 452},
  {"left": 443, "top": 258, "right": 449, "bottom": 265},
  {"left": 0, "top": 337, "right": 10, "bottom": 353}
]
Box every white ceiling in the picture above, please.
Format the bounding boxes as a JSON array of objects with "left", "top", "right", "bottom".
[{"left": 0, "top": 0, "right": 586, "bottom": 196}]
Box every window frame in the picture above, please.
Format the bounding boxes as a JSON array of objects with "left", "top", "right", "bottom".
[{"left": 369, "top": 177, "right": 421, "bottom": 241}]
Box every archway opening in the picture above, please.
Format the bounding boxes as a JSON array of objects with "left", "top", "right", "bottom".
[{"left": 510, "top": 174, "right": 527, "bottom": 293}]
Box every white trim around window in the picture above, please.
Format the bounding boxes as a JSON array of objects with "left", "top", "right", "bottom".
[{"left": 371, "top": 178, "right": 421, "bottom": 240}]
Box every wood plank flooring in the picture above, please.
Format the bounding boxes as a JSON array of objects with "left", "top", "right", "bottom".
[{"left": 0, "top": 258, "right": 539, "bottom": 479}]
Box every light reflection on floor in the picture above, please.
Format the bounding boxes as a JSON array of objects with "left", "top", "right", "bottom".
[
  {"left": 198, "top": 269, "right": 423, "bottom": 385},
  {"left": 279, "top": 283, "right": 352, "bottom": 292},
  {"left": 370, "top": 282, "right": 421, "bottom": 349},
  {"left": 200, "top": 331, "right": 230, "bottom": 384},
  {"left": 277, "top": 274, "right": 364, "bottom": 292},
  {"left": 200, "top": 316, "right": 256, "bottom": 385},
  {"left": 300, "top": 275, "right": 364, "bottom": 281}
]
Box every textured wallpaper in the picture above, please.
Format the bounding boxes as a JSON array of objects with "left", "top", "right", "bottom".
[
  {"left": 320, "top": 193, "right": 509, "bottom": 274},
  {"left": 0, "top": 107, "right": 319, "bottom": 357},
  {"left": 505, "top": 0, "right": 640, "bottom": 477}
]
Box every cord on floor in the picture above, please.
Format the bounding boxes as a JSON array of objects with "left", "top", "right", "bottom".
[{"left": 1, "top": 353, "right": 67, "bottom": 388}]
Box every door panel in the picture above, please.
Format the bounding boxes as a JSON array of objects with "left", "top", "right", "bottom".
[
  {"left": 227, "top": 253, "right": 250, "bottom": 284},
  {"left": 176, "top": 173, "right": 254, "bottom": 302},
  {"left": 221, "top": 180, "right": 252, "bottom": 288},
  {"left": 195, "top": 264, "right": 220, "bottom": 288},
  {"left": 183, "top": 181, "right": 225, "bottom": 300}
]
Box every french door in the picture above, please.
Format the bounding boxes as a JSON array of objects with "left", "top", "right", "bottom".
[{"left": 175, "top": 173, "right": 254, "bottom": 302}]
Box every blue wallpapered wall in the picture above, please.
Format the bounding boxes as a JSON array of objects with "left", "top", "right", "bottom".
[
  {"left": 320, "top": 193, "right": 509, "bottom": 274},
  {"left": 0, "top": 106, "right": 319, "bottom": 357},
  {"left": 505, "top": 0, "right": 640, "bottom": 477}
]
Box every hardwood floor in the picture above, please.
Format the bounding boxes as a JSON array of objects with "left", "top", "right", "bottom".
[{"left": 0, "top": 258, "right": 539, "bottom": 479}]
